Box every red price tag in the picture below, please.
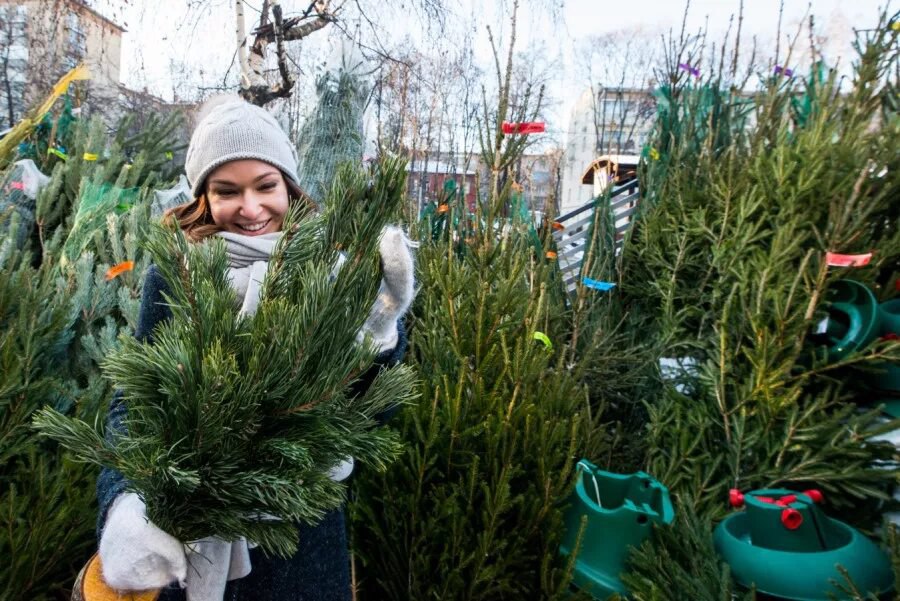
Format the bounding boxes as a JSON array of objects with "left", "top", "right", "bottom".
[
  {"left": 826, "top": 252, "right": 872, "bottom": 267},
  {"left": 502, "top": 121, "right": 545, "bottom": 135}
]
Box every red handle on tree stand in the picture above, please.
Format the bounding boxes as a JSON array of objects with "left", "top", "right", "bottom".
[{"left": 781, "top": 507, "right": 803, "bottom": 530}]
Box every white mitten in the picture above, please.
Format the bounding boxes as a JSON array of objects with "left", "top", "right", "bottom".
[
  {"left": 99, "top": 492, "right": 188, "bottom": 591},
  {"left": 183, "top": 536, "right": 251, "bottom": 601},
  {"left": 358, "top": 226, "right": 416, "bottom": 353}
]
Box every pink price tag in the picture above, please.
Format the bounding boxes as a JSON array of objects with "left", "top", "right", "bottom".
[
  {"left": 826, "top": 252, "right": 873, "bottom": 267},
  {"left": 8, "top": 181, "right": 24, "bottom": 191}
]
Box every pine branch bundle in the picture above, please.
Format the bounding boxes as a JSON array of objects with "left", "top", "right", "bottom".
[{"left": 35, "top": 157, "right": 417, "bottom": 557}]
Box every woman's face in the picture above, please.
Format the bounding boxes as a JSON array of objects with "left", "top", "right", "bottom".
[{"left": 206, "top": 159, "right": 289, "bottom": 236}]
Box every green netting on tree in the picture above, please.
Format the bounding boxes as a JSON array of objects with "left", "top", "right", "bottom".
[
  {"left": 296, "top": 66, "right": 369, "bottom": 204},
  {"left": 60, "top": 180, "right": 142, "bottom": 266},
  {"left": 15, "top": 95, "right": 79, "bottom": 169}
]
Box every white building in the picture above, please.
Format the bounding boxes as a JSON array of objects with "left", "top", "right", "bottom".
[{"left": 560, "top": 86, "right": 655, "bottom": 216}]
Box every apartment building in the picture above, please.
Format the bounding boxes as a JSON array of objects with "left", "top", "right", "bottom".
[{"left": 0, "top": 0, "right": 124, "bottom": 128}]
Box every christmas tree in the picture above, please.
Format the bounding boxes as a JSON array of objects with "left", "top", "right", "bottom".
[
  {"left": 295, "top": 41, "right": 369, "bottom": 205},
  {"left": 0, "top": 71, "right": 186, "bottom": 599},
  {"left": 583, "top": 11, "right": 900, "bottom": 597},
  {"left": 350, "top": 4, "right": 608, "bottom": 597}
]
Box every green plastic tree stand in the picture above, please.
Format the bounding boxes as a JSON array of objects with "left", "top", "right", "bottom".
[
  {"left": 559, "top": 460, "right": 674, "bottom": 600},
  {"left": 872, "top": 299, "right": 900, "bottom": 391},
  {"left": 819, "top": 280, "right": 879, "bottom": 362},
  {"left": 714, "top": 489, "right": 893, "bottom": 600}
]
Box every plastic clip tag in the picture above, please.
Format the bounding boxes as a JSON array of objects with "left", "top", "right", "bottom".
[
  {"left": 47, "top": 147, "right": 68, "bottom": 160},
  {"left": 533, "top": 331, "right": 552, "bottom": 352},
  {"left": 501, "top": 121, "right": 545, "bottom": 135},
  {"left": 774, "top": 65, "right": 794, "bottom": 77},
  {"left": 582, "top": 277, "right": 616, "bottom": 291},
  {"left": 678, "top": 63, "right": 700, "bottom": 77},
  {"left": 105, "top": 261, "right": 135, "bottom": 281}
]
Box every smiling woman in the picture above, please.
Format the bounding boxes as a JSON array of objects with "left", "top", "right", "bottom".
[
  {"left": 163, "top": 94, "right": 316, "bottom": 242},
  {"left": 87, "top": 94, "right": 416, "bottom": 601},
  {"left": 206, "top": 160, "right": 290, "bottom": 236}
]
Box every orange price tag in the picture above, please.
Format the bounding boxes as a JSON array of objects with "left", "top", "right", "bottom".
[
  {"left": 105, "top": 261, "right": 135, "bottom": 281},
  {"left": 546, "top": 251, "right": 558, "bottom": 260},
  {"left": 437, "top": 204, "right": 450, "bottom": 214}
]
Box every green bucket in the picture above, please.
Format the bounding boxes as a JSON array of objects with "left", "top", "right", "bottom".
[{"left": 871, "top": 299, "right": 900, "bottom": 391}]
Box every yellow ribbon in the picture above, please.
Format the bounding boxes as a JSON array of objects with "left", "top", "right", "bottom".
[
  {"left": 51, "top": 64, "right": 91, "bottom": 98},
  {"left": 0, "top": 64, "right": 91, "bottom": 161}
]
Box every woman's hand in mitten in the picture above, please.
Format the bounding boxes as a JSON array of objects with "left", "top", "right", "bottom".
[
  {"left": 99, "top": 492, "right": 187, "bottom": 591},
  {"left": 359, "top": 225, "right": 416, "bottom": 353}
]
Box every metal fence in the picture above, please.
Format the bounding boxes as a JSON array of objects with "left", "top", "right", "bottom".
[{"left": 551, "top": 180, "right": 640, "bottom": 295}]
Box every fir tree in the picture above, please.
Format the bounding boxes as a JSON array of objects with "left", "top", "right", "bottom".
[
  {"left": 0, "top": 228, "right": 96, "bottom": 600},
  {"left": 0, "top": 87, "right": 185, "bottom": 599},
  {"left": 582, "top": 9, "right": 900, "bottom": 597},
  {"left": 295, "top": 50, "right": 369, "bottom": 204},
  {"left": 350, "top": 4, "right": 607, "bottom": 598}
]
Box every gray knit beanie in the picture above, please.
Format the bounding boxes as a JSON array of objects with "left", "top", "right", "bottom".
[{"left": 185, "top": 94, "right": 300, "bottom": 198}]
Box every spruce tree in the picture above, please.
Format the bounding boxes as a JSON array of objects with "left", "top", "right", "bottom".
[
  {"left": 295, "top": 54, "right": 369, "bottom": 204},
  {"left": 583, "top": 10, "right": 900, "bottom": 597},
  {"left": 350, "top": 4, "right": 607, "bottom": 598},
  {"left": 0, "top": 85, "right": 185, "bottom": 599}
]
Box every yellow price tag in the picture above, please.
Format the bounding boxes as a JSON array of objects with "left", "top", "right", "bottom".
[
  {"left": 649, "top": 148, "right": 660, "bottom": 161},
  {"left": 83, "top": 152, "right": 98, "bottom": 161}
]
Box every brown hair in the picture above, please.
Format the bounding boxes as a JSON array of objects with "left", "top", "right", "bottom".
[{"left": 163, "top": 174, "right": 316, "bottom": 242}]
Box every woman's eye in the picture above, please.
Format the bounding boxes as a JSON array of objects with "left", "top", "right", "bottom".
[
  {"left": 259, "top": 183, "right": 277, "bottom": 191},
  {"left": 215, "top": 190, "right": 237, "bottom": 197}
]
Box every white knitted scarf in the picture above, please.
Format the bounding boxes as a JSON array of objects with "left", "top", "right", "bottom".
[{"left": 216, "top": 231, "right": 282, "bottom": 317}]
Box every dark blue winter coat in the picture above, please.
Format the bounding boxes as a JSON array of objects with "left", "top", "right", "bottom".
[{"left": 96, "top": 265, "right": 407, "bottom": 601}]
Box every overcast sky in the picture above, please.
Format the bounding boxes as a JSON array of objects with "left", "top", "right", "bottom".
[{"left": 92, "top": 0, "right": 893, "bottom": 141}]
